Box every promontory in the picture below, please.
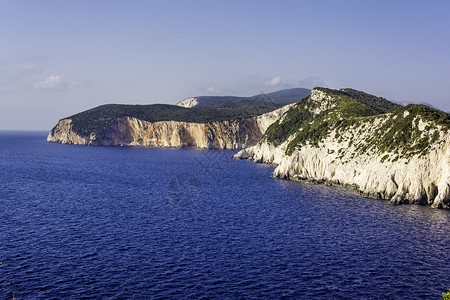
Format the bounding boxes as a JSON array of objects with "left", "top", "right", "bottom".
[
  {"left": 234, "top": 88, "right": 450, "bottom": 208},
  {"left": 48, "top": 87, "right": 450, "bottom": 208}
]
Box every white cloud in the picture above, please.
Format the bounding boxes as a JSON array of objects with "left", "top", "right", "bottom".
[
  {"left": 33, "top": 75, "right": 63, "bottom": 89},
  {"left": 207, "top": 86, "right": 219, "bottom": 93},
  {"left": 265, "top": 76, "right": 281, "bottom": 86},
  {"left": 33, "top": 76, "right": 83, "bottom": 90},
  {"left": 196, "top": 75, "right": 327, "bottom": 97}
]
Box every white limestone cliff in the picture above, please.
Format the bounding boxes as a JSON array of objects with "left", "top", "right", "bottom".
[
  {"left": 46, "top": 119, "right": 93, "bottom": 145},
  {"left": 234, "top": 90, "right": 450, "bottom": 208},
  {"left": 176, "top": 97, "right": 199, "bottom": 108},
  {"left": 235, "top": 132, "right": 450, "bottom": 208},
  {"left": 47, "top": 104, "right": 293, "bottom": 149}
]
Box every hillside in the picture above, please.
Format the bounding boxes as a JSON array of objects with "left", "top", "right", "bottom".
[
  {"left": 52, "top": 88, "right": 310, "bottom": 138},
  {"left": 235, "top": 87, "right": 450, "bottom": 208},
  {"left": 176, "top": 88, "right": 311, "bottom": 108},
  {"left": 262, "top": 88, "right": 448, "bottom": 157},
  {"left": 47, "top": 101, "right": 296, "bottom": 149},
  {"left": 60, "top": 102, "right": 278, "bottom": 137}
]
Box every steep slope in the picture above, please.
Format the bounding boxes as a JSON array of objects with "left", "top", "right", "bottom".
[
  {"left": 176, "top": 88, "right": 311, "bottom": 108},
  {"left": 53, "top": 103, "right": 279, "bottom": 138},
  {"left": 235, "top": 88, "right": 450, "bottom": 208},
  {"left": 48, "top": 103, "right": 294, "bottom": 149},
  {"left": 48, "top": 88, "right": 310, "bottom": 148}
]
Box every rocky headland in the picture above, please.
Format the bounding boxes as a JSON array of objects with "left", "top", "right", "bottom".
[
  {"left": 48, "top": 86, "right": 450, "bottom": 208},
  {"left": 47, "top": 88, "right": 307, "bottom": 149},
  {"left": 47, "top": 104, "right": 293, "bottom": 149},
  {"left": 234, "top": 88, "right": 450, "bottom": 208}
]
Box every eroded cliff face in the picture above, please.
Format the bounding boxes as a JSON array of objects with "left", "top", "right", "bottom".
[
  {"left": 235, "top": 134, "right": 450, "bottom": 208},
  {"left": 176, "top": 97, "right": 199, "bottom": 108},
  {"left": 47, "top": 119, "right": 92, "bottom": 145},
  {"left": 234, "top": 90, "right": 450, "bottom": 208},
  {"left": 47, "top": 104, "right": 293, "bottom": 149}
]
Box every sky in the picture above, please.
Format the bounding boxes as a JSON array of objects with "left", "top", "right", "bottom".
[{"left": 1, "top": 0, "right": 449, "bottom": 130}]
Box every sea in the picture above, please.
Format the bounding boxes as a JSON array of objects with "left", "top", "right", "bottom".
[{"left": 0, "top": 131, "right": 449, "bottom": 299}]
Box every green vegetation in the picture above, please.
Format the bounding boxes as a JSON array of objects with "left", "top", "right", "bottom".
[
  {"left": 443, "top": 289, "right": 450, "bottom": 300},
  {"left": 209, "top": 99, "right": 280, "bottom": 111},
  {"left": 263, "top": 88, "right": 400, "bottom": 155},
  {"left": 54, "top": 88, "right": 312, "bottom": 137},
  {"left": 360, "top": 104, "right": 450, "bottom": 158},
  {"left": 320, "top": 88, "right": 399, "bottom": 114},
  {"left": 184, "top": 87, "right": 311, "bottom": 108},
  {"left": 262, "top": 87, "right": 449, "bottom": 157},
  {"left": 262, "top": 104, "right": 313, "bottom": 145},
  {"left": 62, "top": 102, "right": 280, "bottom": 137},
  {"left": 380, "top": 154, "right": 390, "bottom": 163}
]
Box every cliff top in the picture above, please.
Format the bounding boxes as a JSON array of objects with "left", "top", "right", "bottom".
[
  {"left": 58, "top": 88, "right": 312, "bottom": 137},
  {"left": 263, "top": 87, "right": 450, "bottom": 157}
]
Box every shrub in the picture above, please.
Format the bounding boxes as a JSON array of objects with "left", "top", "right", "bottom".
[
  {"left": 380, "top": 154, "right": 390, "bottom": 163},
  {"left": 443, "top": 288, "right": 450, "bottom": 300}
]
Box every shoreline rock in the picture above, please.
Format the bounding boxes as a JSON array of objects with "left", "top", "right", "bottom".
[
  {"left": 234, "top": 88, "right": 450, "bottom": 208},
  {"left": 234, "top": 127, "right": 450, "bottom": 209}
]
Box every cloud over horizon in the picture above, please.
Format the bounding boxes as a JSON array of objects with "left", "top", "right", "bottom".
[
  {"left": 33, "top": 75, "right": 82, "bottom": 90},
  {"left": 208, "top": 75, "right": 327, "bottom": 97},
  {"left": 207, "top": 86, "right": 219, "bottom": 93},
  {"left": 265, "top": 76, "right": 281, "bottom": 86},
  {"left": 33, "top": 75, "right": 63, "bottom": 89}
]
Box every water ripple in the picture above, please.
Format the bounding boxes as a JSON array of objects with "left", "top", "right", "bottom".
[{"left": 0, "top": 133, "right": 449, "bottom": 299}]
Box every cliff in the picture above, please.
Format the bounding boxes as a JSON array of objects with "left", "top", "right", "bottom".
[
  {"left": 234, "top": 88, "right": 450, "bottom": 208},
  {"left": 47, "top": 104, "right": 294, "bottom": 149}
]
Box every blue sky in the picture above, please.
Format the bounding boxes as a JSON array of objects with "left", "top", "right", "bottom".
[{"left": 1, "top": 0, "right": 449, "bottom": 130}]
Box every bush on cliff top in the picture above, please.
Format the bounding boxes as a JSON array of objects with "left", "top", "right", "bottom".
[
  {"left": 263, "top": 88, "right": 400, "bottom": 152},
  {"left": 54, "top": 88, "right": 313, "bottom": 137},
  {"left": 64, "top": 102, "right": 281, "bottom": 136},
  {"left": 262, "top": 87, "right": 449, "bottom": 157}
]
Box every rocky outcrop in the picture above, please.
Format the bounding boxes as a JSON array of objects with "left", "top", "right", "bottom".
[
  {"left": 47, "top": 119, "right": 93, "bottom": 145},
  {"left": 47, "top": 103, "right": 294, "bottom": 149},
  {"left": 234, "top": 88, "right": 450, "bottom": 208},
  {"left": 235, "top": 134, "right": 450, "bottom": 208},
  {"left": 176, "top": 97, "right": 199, "bottom": 108}
]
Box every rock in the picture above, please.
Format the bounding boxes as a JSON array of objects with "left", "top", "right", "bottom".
[
  {"left": 176, "top": 97, "right": 199, "bottom": 108},
  {"left": 234, "top": 88, "right": 450, "bottom": 208},
  {"left": 47, "top": 103, "right": 294, "bottom": 150},
  {"left": 235, "top": 133, "right": 450, "bottom": 208}
]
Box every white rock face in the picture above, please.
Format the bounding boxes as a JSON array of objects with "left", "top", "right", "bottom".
[
  {"left": 307, "top": 89, "right": 338, "bottom": 115},
  {"left": 47, "top": 104, "right": 293, "bottom": 149},
  {"left": 256, "top": 103, "right": 295, "bottom": 133},
  {"left": 176, "top": 97, "right": 199, "bottom": 108},
  {"left": 46, "top": 119, "right": 91, "bottom": 145},
  {"left": 235, "top": 123, "right": 450, "bottom": 209}
]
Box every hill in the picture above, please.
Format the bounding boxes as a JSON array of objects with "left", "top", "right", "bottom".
[
  {"left": 176, "top": 88, "right": 311, "bottom": 108},
  {"left": 56, "top": 88, "right": 310, "bottom": 137},
  {"left": 262, "top": 87, "right": 449, "bottom": 157},
  {"left": 236, "top": 87, "right": 450, "bottom": 208}
]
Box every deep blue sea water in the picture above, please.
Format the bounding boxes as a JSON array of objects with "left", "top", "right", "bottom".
[{"left": 1, "top": 131, "right": 449, "bottom": 299}]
